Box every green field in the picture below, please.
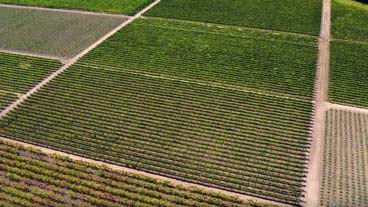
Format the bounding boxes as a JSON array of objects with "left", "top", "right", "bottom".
[
  {"left": 0, "top": 0, "right": 153, "bottom": 14},
  {"left": 0, "top": 92, "right": 16, "bottom": 111},
  {"left": 146, "top": 0, "right": 322, "bottom": 35},
  {"left": 0, "top": 52, "right": 61, "bottom": 94},
  {"left": 320, "top": 109, "right": 368, "bottom": 206},
  {"left": 331, "top": 0, "right": 368, "bottom": 42},
  {"left": 0, "top": 6, "right": 126, "bottom": 58},
  {"left": 0, "top": 140, "right": 281, "bottom": 207},
  {"left": 0, "top": 64, "right": 313, "bottom": 205},
  {"left": 329, "top": 40, "right": 368, "bottom": 107},
  {"left": 80, "top": 18, "right": 318, "bottom": 99}
]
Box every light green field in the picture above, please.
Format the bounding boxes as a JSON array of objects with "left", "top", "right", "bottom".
[
  {"left": 0, "top": 0, "right": 153, "bottom": 14},
  {"left": 0, "top": 6, "right": 126, "bottom": 58},
  {"left": 146, "top": 0, "right": 322, "bottom": 35},
  {"left": 332, "top": 0, "right": 368, "bottom": 42}
]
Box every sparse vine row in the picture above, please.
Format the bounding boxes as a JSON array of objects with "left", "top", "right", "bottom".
[
  {"left": 320, "top": 109, "right": 368, "bottom": 207},
  {"left": 0, "top": 140, "right": 281, "bottom": 207}
]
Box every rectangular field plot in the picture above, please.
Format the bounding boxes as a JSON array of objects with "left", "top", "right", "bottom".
[
  {"left": 332, "top": 0, "right": 368, "bottom": 42},
  {"left": 80, "top": 18, "right": 318, "bottom": 99},
  {"left": 329, "top": 41, "right": 368, "bottom": 107},
  {"left": 145, "top": 0, "right": 322, "bottom": 35},
  {"left": 0, "top": 6, "right": 126, "bottom": 58},
  {"left": 0, "top": 52, "right": 61, "bottom": 94},
  {"left": 0, "top": 65, "right": 313, "bottom": 205},
  {"left": 0, "top": 0, "right": 152, "bottom": 14},
  {"left": 0, "top": 140, "right": 272, "bottom": 207},
  {"left": 320, "top": 109, "right": 368, "bottom": 207}
]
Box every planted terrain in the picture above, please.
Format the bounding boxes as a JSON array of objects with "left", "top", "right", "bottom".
[
  {"left": 329, "top": 40, "right": 368, "bottom": 107},
  {"left": 0, "top": 64, "right": 313, "bottom": 205},
  {"left": 0, "top": 6, "right": 126, "bottom": 58},
  {"left": 0, "top": 92, "right": 16, "bottom": 111},
  {"left": 0, "top": 140, "right": 282, "bottom": 207},
  {"left": 0, "top": 0, "right": 153, "bottom": 14},
  {"left": 320, "top": 109, "right": 368, "bottom": 207},
  {"left": 0, "top": 52, "right": 61, "bottom": 94},
  {"left": 146, "top": 0, "right": 322, "bottom": 35},
  {"left": 331, "top": 0, "right": 368, "bottom": 42},
  {"left": 80, "top": 18, "right": 318, "bottom": 99}
]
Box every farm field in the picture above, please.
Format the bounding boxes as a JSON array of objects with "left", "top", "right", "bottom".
[
  {"left": 328, "top": 40, "right": 368, "bottom": 107},
  {"left": 0, "top": 6, "right": 126, "bottom": 58},
  {"left": 0, "top": 140, "right": 281, "bottom": 207},
  {"left": 0, "top": 0, "right": 153, "bottom": 14},
  {"left": 331, "top": 0, "right": 368, "bottom": 42},
  {"left": 0, "top": 64, "right": 313, "bottom": 205},
  {"left": 320, "top": 109, "right": 368, "bottom": 207},
  {"left": 80, "top": 18, "right": 318, "bottom": 99},
  {"left": 0, "top": 52, "right": 61, "bottom": 94},
  {"left": 0, "top": 92, "right": 16, "bottom": 111},
  {"left": 145, "top": 0, "right": 322, "bottom": 35}
]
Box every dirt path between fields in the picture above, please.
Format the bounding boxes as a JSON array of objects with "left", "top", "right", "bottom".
[
  {"left": 327, "top": 102, "right": 368, "bottom": 114},
  {"left": 0, "top": 136, "right": 289, "bottom": 207},
  {"left": 304, "top": 0, "right": 331, "bottom": 206},
  {"left": 0, "top": 0, "right": 160, "bottom": 119},
  {"left": 0, "top": 3, "right": 131, "bottom": 19}
]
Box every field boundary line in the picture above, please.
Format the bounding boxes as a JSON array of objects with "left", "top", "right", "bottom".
[
  {"left": 0, "top": 3, "right": 132, "bottom": 18},
  {"left": 0, "top": 49, "right": 65, "bottom": 63},
  {"left": 0, "top": 136, "right": 289, "bottom": 207},
  {"left": 0, "top": 0, "right": 161, "bottom": 119},
  {"left": 77, "top": 63, "right": 312, "bottom": 103},
  {"left": 135, "top": 23, "right": 318, "bottom": 48},
  {"left": 143, "top": 16, "right": 319, "bottom": 38},
  {"left": 304, "top": 0, "right": 331, "bottom": 206},
  {"left": 326, "top": 102, "right": 368, "bottom": 114}
]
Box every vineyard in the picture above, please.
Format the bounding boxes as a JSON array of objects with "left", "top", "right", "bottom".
[
  {"left": 0, "top": 52, "right": 61, "bottom": 94},
  {"left": 320, "top": 109, "right": 368, "bottom": 207},
  {"left": 329, "top": 40, "right": 368, "bottom": 107},
  {"left": 0, "top": 140, "right": 282, "bottom": 207},
  {"left": 0, "top": 6, "right": 126, "bottom": 58},
  {"left": 0, "top": 92, "right": 16, "bottom": 111},
  {"left": 80, "top": 18, "right": 318, "bottom": 99},
  {"left": 331, "top": 0, "right": 368, "bottom": 42},
  {"left": 0, "top": 0, "right": 153, "bottom": 14},
  {"left": 0, "top": 64, "right": 313, "bottom": 205},
  {"left": 145, "top": 0, "right": 322, "bottom": 35}
]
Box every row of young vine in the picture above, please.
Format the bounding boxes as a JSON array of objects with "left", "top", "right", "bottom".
[{"left": 0, "top": 140, "right": 280, "bottom": 207}]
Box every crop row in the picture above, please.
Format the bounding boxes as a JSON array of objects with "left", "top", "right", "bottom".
[
  {"left": 80, "top": 18, "right": 318, "bottom": 99},
  {"left": 0, "top": 92, "right": 16, "bottom": 111},
  {"left": 331, "top": 0, "right": 368, "bottom": 42},
  {"left": 0, "top": 52, "right": 61, "bottom": 93},
  {"left": 329, "top": 40, "right": 368, "bottom": 107},
  {"left": 0, "top": 140, "right": 280, "bottom": 207},
  {"left": 0, "top": 65, "right": 312, "bottom": 205},
  {"left": 320, "top": 109, "right": 368, "bottom": 207},
  {"left": 145, "top": 0, "right": 322, "bottom": 35}
]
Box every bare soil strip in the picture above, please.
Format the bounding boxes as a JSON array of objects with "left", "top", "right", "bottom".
[
  {"left": 0, "top": 3, "right": 131, "bottom": 18},
  {"left": 0, "top": 0, "right": 160, "bottom": 119},
  {"left": 304, "top": 0, "right": 331, "bottom": 206},
  {"left": 327, "top": 102, "right": 368, "bottom": 114},
  {"left": 0, "top": 136, "right": 288, "bottom": 207},
  {"left": 0, "top": 48, "right": 65, "bottom": 63}
]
